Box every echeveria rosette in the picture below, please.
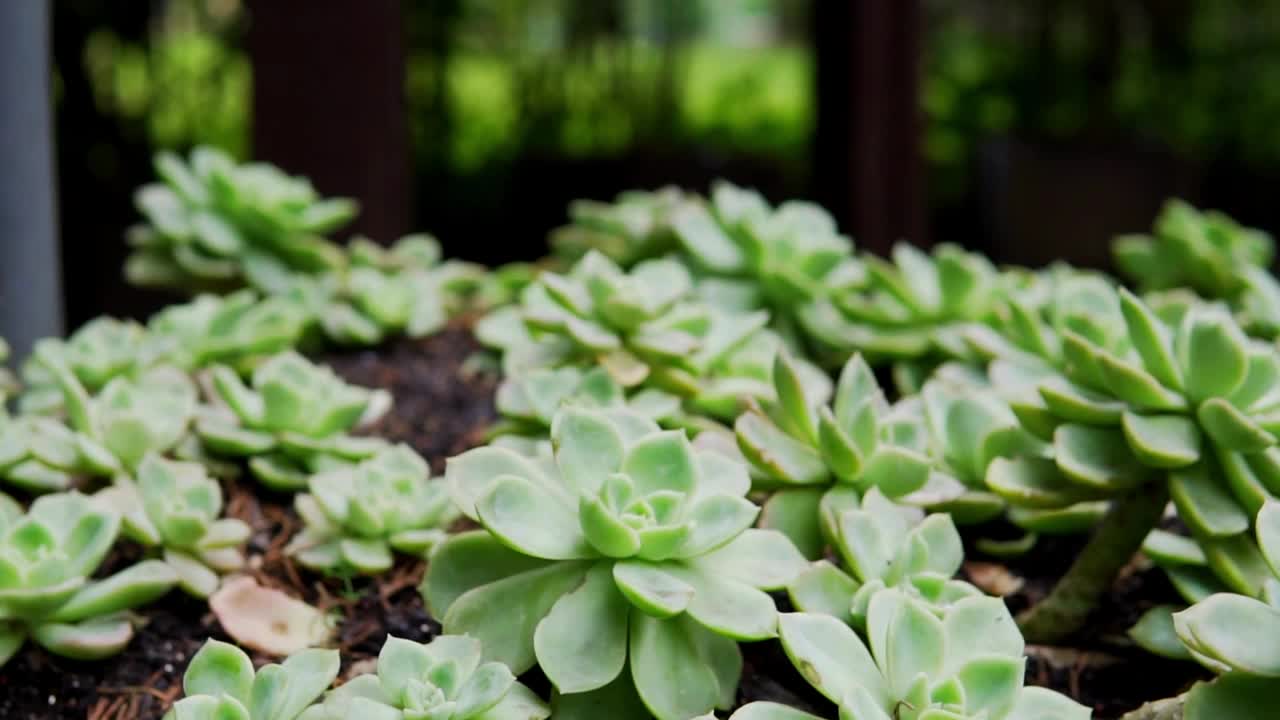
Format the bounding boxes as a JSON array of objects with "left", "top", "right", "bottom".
[
  {"left": 490, "top": 366, "right": 681, "bottom": 458},
  {"left": 0, "top": 492, "right": 178, "bottom": 667},
  {"left": 425, "top": 407, "right": 808, "bottom": 720},
  {"left": 734, "top": 352, "right": 932, "bottom": 558},
  {"left": 0, "top": 411, "right": 109, "bottom": 493},
  {"left": 146, "top": 290, "right": 309, "bottom": 372},
  {"left": 45, "top": 350, "right": 200, "bottom": 474},
  {"left": 688, "top": 326, "right": 833, "bottom": 424},
  {"left": 164, "top": 639, "right": 339, "bottom": 720},
  {"left": 1115, "top": 199, "right": 1280, "bottom": 339},
  {"left": 19, "top": 317, "right": 147, "bottom": 415},
  {"left": 986, "top": 289, "right": 1280, "bottom": 642},
  {"left": 196, "top": 351, "right": 391, "bottom": 491},
  {"left": 287, "top": 444, "right": 458, "bottom": 575},
  {"left": 729, "top": 590, "right": 1090, "bottom": 720},
  {"left": 787, "top": 488, "right": 981, "bottom": 630},
  {"left": 672, "top": 180, "right": 861, "bottom": 351},
  {"left": 304, "top": 635, "right": 549, "bottom": 720},
  {"left": 95, "top": 455, "right": 250, "bottom": 598},
  {"left": 125, "top": 146, "right": 354, "bottom": 295},
  {"left": 550, "top": 187, "right": 688, "bottom": 267},
  {"left": 799, "top": 242, "right": 1004, "bottom": 390}
]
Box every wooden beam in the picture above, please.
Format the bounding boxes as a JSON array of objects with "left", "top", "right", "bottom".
[
  {"left": 814, "top": 0, "right": 924, "bottom": 254},
  {"left": 248, "top": 0, "right": 410, "bottom": 242}
]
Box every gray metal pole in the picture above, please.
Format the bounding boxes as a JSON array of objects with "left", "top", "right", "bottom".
[{"left": 0, "top": 0, "right": 63, "bottom": 362}]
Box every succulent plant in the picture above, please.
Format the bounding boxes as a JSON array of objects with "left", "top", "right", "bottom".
[
  {"left": 425, "top": 407, "right": 808, "bottom": 720},
  {"left": 979, "top": 287, "right": 1280, "bottom": 642},
  {"left": 46, "top": 352, "right": 200, "bottom": 473},
  {"left": 734, "top": 352, "right": 932, "bottom": 558},
  {"left": 0, "top": 492, "right": 178, "bottom": 666},
  {"left": 287, "top": 444, "right": 457, "bottom": 575},
  {"left": 686, "top": 326, "right": 833, "bottom": 423},
  {"left": 729, "top": 589, "right": 1090, "bottom": 720},
  {"left": 490, "top": 366, "right": 681, "bottom": 457},
  {"left": 125, "top": 146, "right": 355, "bottom": 295},
  {"left": 19, "top": 316, "right": 148, "bottom": 415},
  {"left": 1115, "top": 199, "right": 1280, "bottom": 338},
  {"left": 147, "top": 290, "right": 309, "bottom": 371},
  {"left": 165, "top": 639, "right": 339, "bottom": 720},
  {"left": 94, "top": 455, "right": 249, "bottom": 597},
  {"left": 673, "top": 180, "right": 861, "bottom": 349},
  {"left": 798, "top": 242, "right": 1003, "bottom": 385},
  {"left": 550, "top": 187, "right": 688, "bottom": 267},
  {"left": 196, "top": 351, "right": 391, "bottom": 491},
  {"left": 786, "top": 489, "right": 981, "bottom": 631},
  {"left": 304, "top": 635, "right": 549, "bottom": 720},
  {"left": 0, "top": 411, "right": 104, "bottom": 493},
  {"left": 283, "top": 263, "right": 448, "bottom": 347}
]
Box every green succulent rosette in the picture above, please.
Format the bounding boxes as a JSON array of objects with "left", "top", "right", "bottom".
[
  {"left": 728, "top": 589, "right": 1090, "bottom": 720},
  {"left": 288, "top": 444, "right": 458, "bottom": 575},
  {"left": 550, "top": 187, "right": 688, "bottom": 267},
  {"left": 304, "top": 635, "right": 549, "bottom": 720},
  {"left": 94, "top": 455, "right": 250, "bottom": 598},
  {"left": 196, "top": 351, "right": 391, "bottom": 491},
  {"left": 19, "top": 317, "right": 148, "bottom": 415},
  {"left": 165, "top": 639, "right": 339, "bottom": 720},
  {"left": 425, "top": 407, "right": 807, "bottom": 720},
  {"left": 125, "top": 146, "right": 355, "bottom": 294},
  {"left": 146, "top": 290, "right": 309, "bottom": 372},
  {"left": 0, "top": 492, "right": 177, "bottom": 666}
]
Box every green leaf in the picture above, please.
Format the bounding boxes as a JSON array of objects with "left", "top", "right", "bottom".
[
  {"left": 422, "top": 531, "right": 550, "bottom": 619},
  {"left": 955, "top": 656, "right": 1024, "bottom": 719},
  {"left": 1170, "top": 465, "right": 1250, "bottom": 537},
  {"left": 817, "top": 407, "right": 862, "bottom": 483},
  {"left": 31, "top": 615, "right": 134, "bottom": 661},
  {"left": 1197, "top": 398, "right": 1275, "bottom": 453},
  {"left": 629, "top": 612, "right": 723, "bottom": 720},
  {"left": 1180, "top": 311, "right": 1249, "bottom": 402},
  {"left": 534, "top": 562, "right": 629, "bottom": 693},
  {"left": 986, "top": 456, "right": 1096, "bottom": 509},
  {"left": 1118, "top": 288, "right": 1182, "bottom": 390},
  {"left": 1039, "top": 380, "right": 1125, "bottom": 425},
  {"left": 726, "top": 703, "right": 826, "bottom": 720},
  {"left": 1185, "top": 674, "right": 1280, "bottom": 720},
  {"left": 184, "top": 639, "right": 254, "bottom": 703},
  {"left": 612, "top": 560, "right": 694, "bottom": 618},
  {"left": 1258, "top": 501, "right": 1280, "bottom": 577},
  {"left": 882, "top": 595, "right": 946, "bottom": 698},
  {"left": 1143, "top": 529, "right": 1207, "bottom": 566},
  {"left": 445, "top": 446, "right": 557, "bottom": 520},
  {"left": 443, "top": 561, "right": 590, "bottom": 675},
  {"left": 678, "top": 566, "right": 778, "bottom": 640},
  {"left": 760, "top": 488, "right": 825, "bottom": 560},
  {"left": 1054, "top": 423, "right": 1150, "bottom": 491},
  {"left": 860, "top": 447, "right": 930, "bottom": 499},
  {"left": 622, "top": 431, "right": 698, "bottom": 497},
  {"left": 1201, "top": 533, "right": 1272, "bottom": 597},
  {"left": 553, "top": 408, "right": 626, "bottom": 497},
  {"left": 1128, "top": 605, "right": 1192, "bottom": 660},
  {"left": 735, "top": 413, "right": 829, "bottom": 486},
  {"left": 1175, "top": 593, "right": 1280, "bottom": 675},
  {"left": 272, "top": 647, "right": 341, "bottom": 719},
  {"left": 773, "top": 352, "right": 818, "bottom": 446},
  {"left": 1121, "top": 413, "right": 1202, "bottom": 468},
  {"left": 688, "top": 529, "right": 808, "bottom": 591},
  {"left": 1096, "top": 353, "right": 1185, "bottom": 412},
  {"left": 476, "top": 474, "right": 595, "bottom": 560},
  {"left": 786, "top": 561, "right": 858, "bottom": 623},
  {"left": 676, "top": 494, "right": 759, "bottom": 558},
  {"left": 777, "top": 612, "right": 889, "bottom": 708}
]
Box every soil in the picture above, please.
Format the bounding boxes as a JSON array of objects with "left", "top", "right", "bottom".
[{"left": 0, "top": 326, "right": 1208, "bottom": 718}]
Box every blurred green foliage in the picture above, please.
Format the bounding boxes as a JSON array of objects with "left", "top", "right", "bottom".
[{"left": 73, "top": 0, "right": 812, "bottom": 173}]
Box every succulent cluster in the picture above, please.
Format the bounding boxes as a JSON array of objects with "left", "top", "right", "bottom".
[
  {"left": 126, "top": 146, "right": 355, "bottom": 294},
  {"left": 288, "top": 444, "right": 457, "bottom": 575},
  {"left": 1115, "top": 199, "right": 1280, "bottom": 337},
  {"left": 13, "top": 152, "right": 1280, "bottom": 717}
]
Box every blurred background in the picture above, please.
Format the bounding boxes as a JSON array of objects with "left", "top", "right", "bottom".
[{"left": 28, "top": 0, "right": 1280, "bottom": 327}]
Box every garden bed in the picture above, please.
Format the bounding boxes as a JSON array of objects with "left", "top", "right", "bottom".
[{"left": 0, "top": 325, "right": 1209, "bottom": 719}]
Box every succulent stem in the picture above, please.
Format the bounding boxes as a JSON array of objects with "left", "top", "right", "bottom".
[
  {"left": 1118, "top": 694, "right": 1186, "bottom": 720},
  {"left": 1017, "top": 480, "right": 1169, "bottom": 644}
]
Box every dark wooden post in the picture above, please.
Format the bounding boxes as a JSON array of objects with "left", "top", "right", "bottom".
[
  {"left": 248, "top": 0, "right": 410, "bottom": 242},
  {"left": 814, "top": 0, "right": 924, "bottom": 254},
  {"left": 0, "top": 0, "right": 63, "bottom": 358}
]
